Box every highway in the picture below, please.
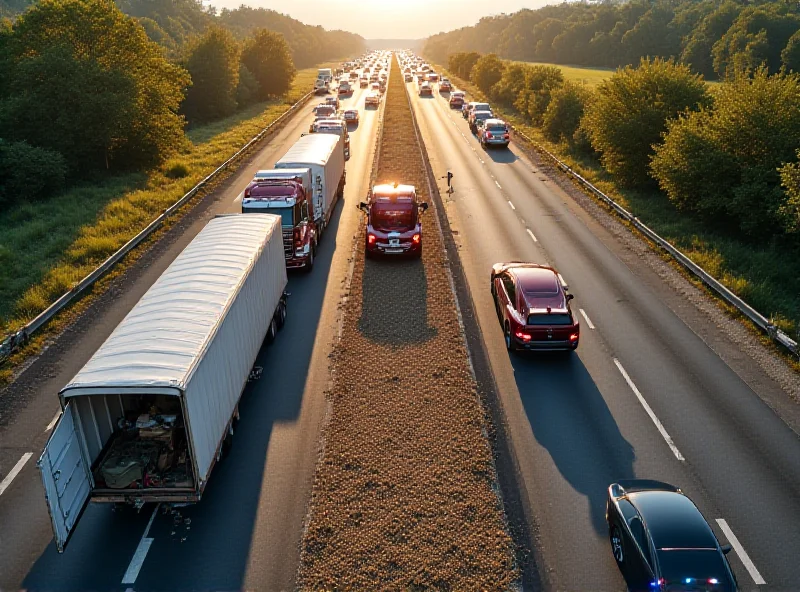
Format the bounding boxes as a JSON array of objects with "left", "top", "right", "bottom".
[
  {"left": 0, "top": 79, "right": 382, "bottom": 591},
  {"left": 407, "top": 78, "right": 800, "bottom": 591}
]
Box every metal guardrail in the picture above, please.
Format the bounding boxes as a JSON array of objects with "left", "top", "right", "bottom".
[
  {"left": 508, "top": 125, "right": 799, "bottom": 359},
  {"left": 0, "top": 90, "right": 315, "bottom": 364}
]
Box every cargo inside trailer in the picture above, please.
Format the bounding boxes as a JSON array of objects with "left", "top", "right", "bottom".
[{"left": 69, "top": 393, "right": 196, "bottom": 493}]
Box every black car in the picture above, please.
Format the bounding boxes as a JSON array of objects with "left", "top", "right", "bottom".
[{"left": 606, "top": 480, "right": 738, "bottom": 592}]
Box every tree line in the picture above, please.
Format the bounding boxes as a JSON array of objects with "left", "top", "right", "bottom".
[
  {"left": 0, "top": 0, "right": 364, "bottom": 206},
  {"left": 425, "top": 0, "right": 800, "bottom": 79},
  {"left": 446, "top": 51, "right": 800, "bottom": 240}
]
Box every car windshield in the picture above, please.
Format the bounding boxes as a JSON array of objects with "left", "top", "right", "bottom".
[
  {"left": 474, "top": 111, "right": 492, "bottom": 120},
  {"left": 526, "top": 313, "right": 572, "bottom": 326},
  {"left": 371, "top": 202, "right": 415, "bottom": 231},
  {"left": 658, "top": 550, "right": 732, "bottom": 592}
]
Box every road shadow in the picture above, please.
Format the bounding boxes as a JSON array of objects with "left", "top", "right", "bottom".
[
  {"left": 358, "top": 256, "right": 437, "bottom": 346},
  {"left": 512, "top": 352, "right": 635, "bottom": 535},
  {"left": 484, "top": 147, "right": 518, "bottom": 164},
  {"left": 22, "top": 199, "right": 347, "bottom": 592},
  {"left": 346, "top": 121, "right": 360, "bottom": 132}
]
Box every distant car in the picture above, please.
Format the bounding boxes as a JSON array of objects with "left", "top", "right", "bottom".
[
  {"left": 365, "top": 91, "right": 381, "bottom": 107},
  {"left": 325, "top": 95, "right": 340, "bottom": 110},
  {"left": 449, "top": 92, "right": 465, "bottom": 109},
  {"left": 427, "top": 73, "right": 439, "bottom": 83},
  {"left": 463, "top": 101, "right": 480, "bottom": 119},
  {"left": 349, "top": 70, "right": 358, "bottom": 78},
  {"left": 312, "top": 103, "right": 337, "bottom": 123},
  {"left": 479, "top": 119, "right": 511, "bottom": 148},
  {"left": 439, "top": 79, "right": 452, "bottom": 92},
  {"left": 490, "top": 263, "right": 579, "bottom": 351},
  {"left": 607, "top": 480, "right": 738, "bottom": 592},
  {"left": 360, "top": 77, "right": 368, "bottom": 88},
  {"left": 419, "top": 82, "right": 433, "bottom": 96},
  {"left": 405, "top": 73, "right": 414, "bottom": 82},
  {"left": 343, "top": 108, "right": 359, "bottom": 123},
  {"left": 469, "top": 109, "right": 493, "bottom": 133}
]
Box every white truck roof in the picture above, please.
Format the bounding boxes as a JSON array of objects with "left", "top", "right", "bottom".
[
  {"left": 61, "top": 214, "right": 283, "bottom": 397},
  {"left": 277, "top": 133, "right": 340, "bottom": 167}
]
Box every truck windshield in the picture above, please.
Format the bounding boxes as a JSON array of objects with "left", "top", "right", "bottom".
[
  {"left": 371, "top": 203, "right": 415, "bottom": 231},
  {"left": 243, "top": 205, "right": 294, "bottom": 227}
]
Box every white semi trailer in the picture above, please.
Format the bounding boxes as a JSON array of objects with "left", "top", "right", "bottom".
[
  {"left": 38, "top": 214, "right": 288, "bottom": 552},
  {"left": 274, "top": 133, "right": 345, "bottom": 236}
]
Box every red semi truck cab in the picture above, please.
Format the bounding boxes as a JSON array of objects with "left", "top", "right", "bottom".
[
  {"left": 359, "top": 183, "right": 428, "bottom": 258},
  {"left": 242, "top": 179, "right": 317, "bottom": 270}
]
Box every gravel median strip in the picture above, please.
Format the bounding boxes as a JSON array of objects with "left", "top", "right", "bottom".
[{"left": 296, "top": 55, "right": 517, "bottom": 589}]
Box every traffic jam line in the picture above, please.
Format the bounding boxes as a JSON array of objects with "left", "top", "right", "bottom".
[
  {"left": 121, "top": 503, "right": 160, "bottom": 585},
  {"left": 0, "top": 452, "right": 33, "bottom": 496},
  {"left": 613, "top": 358, "right": 685, "bottom": 461},
  {"left": 716, "top": 518, "right": 766, "bottom": 585}
]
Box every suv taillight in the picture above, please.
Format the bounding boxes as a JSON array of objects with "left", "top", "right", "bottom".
[
  {"left": 412, "top": 233, "right": 421, "bottom": 244},
  {"left": 244, "top": 188, "right": 251, "bottom": 198},
  {"left": 486, "top": 133, "right": 493, "bottom": 139},
  {"left": 368, "top": 233, "right": 376, "bottom": 245}
]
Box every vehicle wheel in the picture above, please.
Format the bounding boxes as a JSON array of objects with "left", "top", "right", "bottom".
[
  {"left": 504, "top": 323, "right": 514, "bottom": 351},
  {"left": 221, "top": 429, "right": 233, "bottom": 459},
  {"left": 610, "top": 525, "right": 625, "bottom": 566},
  {"left": 275, "top": 300, "right": 287, "bottom": 330},
  {"left": 266, "top": 317, "right": 277, "bottom": 344},
  {"left": 305, "top": 247, "right": 315, "bottom": 273}
]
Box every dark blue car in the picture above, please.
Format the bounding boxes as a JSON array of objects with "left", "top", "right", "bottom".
[{"left": 606, "top": 480, "right": 738, "bottom": 592}]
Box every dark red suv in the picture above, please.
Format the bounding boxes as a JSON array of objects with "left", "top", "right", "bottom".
[
  {"left": 359, "top": 183, "right": 428, "bottom": 258},
  {"left": 491, "top": 262, "right": 579, "bottom": 351}
]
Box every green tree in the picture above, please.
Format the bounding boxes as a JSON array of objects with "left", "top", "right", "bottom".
[
  {"left": 782, "top": 30, "right": 800, "bottom": 72},
  {"left": 780, "top": 151, "right": 800, "bottom": 233},
  {"left": 651, "top": 70, "right": 800, "bottom": 236},
  {"left": 542, "top": 81, "right": 594, "bottom": 144},
  {"left": 0, "top": 139, "right": 66, "bottom": 205},
  {"left": 490, "top": 62, "right": 529, "bottom": 104},
  {"left": 182, "top": 25, "right": 240, "bottom": 122},
  {"left": 448, "top": 51, "right": 481, "bottom": 79},
  {"left": 518, "top": 65, "right": 564, "bottom": 125},
  {"left": 470, "top": 53, "right": 504, "bottom": 93},
  {"left": 1, "top": 0, "right": 188, "bottom": 172},
  {"left": 680, "top": 2, "right": 741, "bottom": 78},
  {"left": 583, "top": 57, "right": 709, "bottom": 188},
  {"left": 241, "top": 28, "right": 295, "bottom": 99},
  {"left": 236, "top": 63, "right": 260, "bottom": 107}
]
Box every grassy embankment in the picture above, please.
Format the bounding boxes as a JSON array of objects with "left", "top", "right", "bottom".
[
  {"left": 441, "top": 64, "right": 799, "bottom": 343},
  {"left": 0, "top": 64, "right": 331, "bottom": 380},
  {"left": 297, "top": 55, "right": 517, "bottom": 589}
]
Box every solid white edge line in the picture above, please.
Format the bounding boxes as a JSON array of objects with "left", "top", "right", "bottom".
[
  {"left": 716, "top": 518, "right": 766, "bottom": 585},
  {"left": 0, "top": 452, "right": 33, "bottom": 496},
  {"left": 579, "top": 308, "right": 595, "bottom": 330},
  {"left": 45, "top": 411, "right": 61, "bottom": 432},
  {"left": 495, "top": 180, "right": 502, "bottom": 189},
  {"left": 508, "top": 201, "right": 516, "bottom": 211},
  {"left": 121, "top": 503, "right": 160, "bottom": 585},
  {"left": 613, "top": 358, "right": 685, "bottom": 461},
  {"left": 526, "top": 229, "right": 538, "bottom": 242}
]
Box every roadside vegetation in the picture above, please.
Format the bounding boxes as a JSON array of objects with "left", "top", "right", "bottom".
[
  {"left": 425, "top": 0, "right": 800, "bottom": 80},
  {"left": 297, "top": 55, "right": 517, "bottom": 589},
  {"left": 435, "top": 51, "right": 800, "bottom": 338}
]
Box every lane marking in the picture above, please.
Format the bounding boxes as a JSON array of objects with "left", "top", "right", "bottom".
[
  {"left": 526, "top": 229, "right": 538, "bottom": 242},
  {"left": 479, "top": 158, "right": 485, "bottom": 164},
  {"left": 0, "top": 453, "right": 33, "bottom": 496},
  {"left": 716, "top": 519, "right": 766, "bottom": 585},
  {"left": 579, "top": 309, "right": 595, "bottom": 329},
  {"left": 508, "top": 201, "right": 516, "bottom": 211},
  {"left": 613, "top": 359, "right": 685, "bottom": 461},
  {"left": 45, "top": 411, "right": 61, "bottom": 432},
  {"left": 495, "top": 180, "right": 502, "bottom": 189},
  {"left": 121, "top": 503, "right": 160, "bottom": 585}
]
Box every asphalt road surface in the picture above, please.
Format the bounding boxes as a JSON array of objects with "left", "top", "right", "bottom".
[
  {"left": 0, "top": 79, "right": 382, "bottom": 592},
  {"left": 408, "top": 79, "right": 800, "bottom": 591}
]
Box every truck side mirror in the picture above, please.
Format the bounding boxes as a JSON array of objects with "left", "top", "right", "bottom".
[{"left": 419, "top": 202, "right": 429, "bottom": 212}]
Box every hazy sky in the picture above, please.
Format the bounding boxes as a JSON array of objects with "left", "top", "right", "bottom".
[{"left": 208, "top": 0, "right": 550, "bottom": 39}]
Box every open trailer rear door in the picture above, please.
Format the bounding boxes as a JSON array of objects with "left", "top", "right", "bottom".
[{"left": 37, "top": 402, "right": 91, "bottom": 553}]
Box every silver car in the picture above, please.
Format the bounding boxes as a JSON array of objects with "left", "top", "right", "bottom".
[{"left": 480, "top": 119, "right": 510, "bottom": 148}]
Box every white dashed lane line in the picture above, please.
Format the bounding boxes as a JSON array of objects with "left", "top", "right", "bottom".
[
  {"left": 508, "top": 201, "right": 516, "bottom": 211},
  {"left": 121, "top": 503, "right": 160, "bottom": 585},
  {"left": 613, "top": 358, "right": 685, "bottom": 461},
  {"left": 495, "top": 180, "right": 502, "bottom": 189},
  {"left": 716, "top": 519, "right": 766, "bottom": 585},
  {"left": 579, "top": 309, "right": 595, "bottom": 329},
  {"left": 45, "top": 410, "right": 61, "bottom": 432},
  {"left": 526, "top": 229, "right": 538, "bottom": 242},
  {"left": 0, "top": 453, "right": 33, "bottom": 497}
]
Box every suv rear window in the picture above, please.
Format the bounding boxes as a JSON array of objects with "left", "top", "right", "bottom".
[
  {"left": 487, "top": 124, "right": 507, "bottom": 132},
  {"left": 526, "top": 313, "right": 572, "bottom": 326}
]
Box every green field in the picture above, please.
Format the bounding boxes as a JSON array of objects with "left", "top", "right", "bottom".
[
  {"left": 0, "top": 65, "right": 325, "bottom": 340},
  {"left": 511, "top": 60, "right": 614, "bottom": 86}
]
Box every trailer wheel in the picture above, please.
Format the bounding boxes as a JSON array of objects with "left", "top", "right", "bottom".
[{"left": 275, "top": 300, "right": 287, "bottom": 330}]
